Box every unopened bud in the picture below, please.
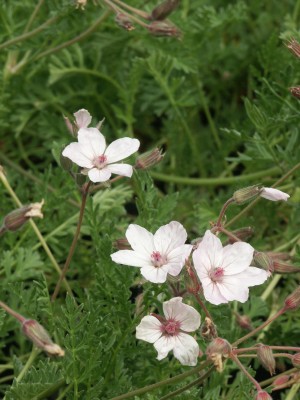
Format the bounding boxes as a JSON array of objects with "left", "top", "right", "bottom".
[
  {"left": 113, "top": 238, "right": 131, "bottom": 250},
  {"left": 115, "top": 13, "right": 135, "bottom": 31},
  {"left": 235, "top": 313, "right": 253, "bottom": 330},
  {"left": 184, "top": 264, "right": 201, "bottom": 295},
  {"left": 284, "top": 286, "right": 300, "bottom": 311},
  {"left": 273, "top": 261, "right": 300, "bottom": 274},
  {"left": 64, "top": 115, "right": 76, "bottom": 135},
  {"left": 227, "top": 227, "right": 254, "bottom": 244},
  {"left": 292, "top": 353, "right": 300, "bottom": 368},
  {"left": 290, "top": 87, "right": 300, "bottom": 99},
  {"left": 253, "top": 252, "right": 274, "bottom": 273},
  {"left": 201, "top": 317, "right": 218, "bottom": 341},
  {"left": 151, "top": 0, "right": 180, "bottom": 21},
  {"left": 286, "top": 38, "right": 300, "bottom": 58},
  {"left": 206, "top": 337, "right": 231, "bottom": 372},
  {"left": 135, "top": 148, "right": 164, "bottom": 170},
  {"left": 22, "top": 319, "right": 65, "bottom": 356},
  {"left": 3, "top": 201, "right": 44, "bottom": 232},
  {"left": 272, "top": 375, "right": 290, "bottom": 388},
  {"left": 255, "top": 390, "right": 272, "bottom": 400},
  {"left": 233, "top": 185, "right": 262, "bottom": 204},
  {"left": 148, "top": 21, "right": 181, "bottom": 38},
  {"left": 257, "top": 344, "right": 276, "bottom": 375}
]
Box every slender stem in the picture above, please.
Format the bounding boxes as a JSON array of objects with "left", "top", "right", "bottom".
[
  {"left": 150, "top": 166, "right": 280, "bottom": 186},
  {"left": 111, "top": 0, "right": 151, "bottom": 19},
  {"left": 260, "top": 274, "right": 281, "bottom": 301},
  {"left": 286, "top": 383, "right": 300, "bottom": 400},
  {"left": 34, "top": 10, "right": 111, "bottom": 61},
  {"left": 216, "top": 227, "right": 241, "bottom": 243},
  {"left": 193, "top": 293, "right": 213, "bottom": 321},
  {"left": 160, "top": 366, "right": 215, "bottom": 400},
  {"left": 215, "top": 198, "right": 235, "bottom": 227},
  {"left": 103, "top": 0, "right": 149, "bottom": 27},
  {"left": 51, "top": 182, "right": 91, "bottom": 301},
  {"left": 230, "top": 352, "right": 261, "bottom": 391},
  {"left": 16, "top": 347, "right": 40, "bottom": 382},
  {"left": 0, "top": 225, "right": 7, "bottom": 236},
  {"left": 24, "top": 0, "right": 45, "bottom": 33},
  {"left": 0, "top": 300, "right": 26, "bottom": 323},
  {"left": 233, "top": 308, "right": 285, "bottom": 347},
  {"left": 109, "top": 360, "right": 211, "bottom": 400},
  {"left": 260, "top": 368, "right": 298, "bottom": 387},
  {"left": 0, "top": 15, "right": 59, "bottom": 50}
]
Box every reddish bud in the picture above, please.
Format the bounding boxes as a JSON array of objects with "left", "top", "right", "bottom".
[
  {"left": 292, "top": 353, "right": 300, "bottom": 368},
  {"left": 3, "top": 201, "right": 44, "bottom": 232},
  {"left": 151, "top": 0, "right": 180, "bottom": 21},
  {"left": 255, "top": 390, "right": 272, "bottom": 400},
  {"left": 206, "top": 337, "right": 231, "bottom": 372},
  {"left": 284, "top": 286, "right": 300, "bottom": 311},
  {"left": 286, "top": 38, "right": 300, "bottom": 58},
  {"left": 115, "top": 13, "right": 135, "bottom": 31},
  {"left": 290, "top": 87, "right": 300, "bottom": 99},
  {"left": 257, "top": 344, "right": 276, "bottom": 375},
  {"left": 272, "top": 375, "right": 290, "bottom": 387},
  {"left": 135, "top": 148, "right": 164, "bottom": 170},
  {"left": 184, "top": 265, "right": 201, "bottom": 295},
  {"left": 235, "top": 313, "right": 253, "bottom": 330},
  {"left": 233, "top": 185, "right": 262, "bottom": 204},
  {"left": 148, "top": 21, "right": 181, "bottom": 38}
]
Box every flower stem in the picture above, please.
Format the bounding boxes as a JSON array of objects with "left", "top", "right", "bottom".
[
  {"left": 0, "top": 300, "right": 26, "bottom": 323},
  {"left": 51, "top": 182, "right": 91, "bottom": 301},
  {"left": 216, "top": 226, "right": 241, "bottom": 243},
  {"left": 109, "top": 360, "right": 211, "bottom": 400},
  {"left": 111, "top": 0, "right": 151, "bottom": 20},
  {"left": 16, "top": 346, "right": 40, "bottom": 383},
  {"left": 193, "top": 293, "right": 213, "bottom": 321},
  {"left": 24, "top": 0, "right": 45, "bottom": 33},
  {"left": 230, "top": 352, "right": 262, "bottom": 391},
  {"left": 215, "top": 198, "right": 235, "bottom": 227}
]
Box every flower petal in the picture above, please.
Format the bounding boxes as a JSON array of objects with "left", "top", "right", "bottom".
[
  {"left": 260, "top": 188, "right": 290, "bottom": 201},
  {"left": 105, "top": 138, "right": 140, "bottom": 163},
  {"left": 221, "top": 242, "right": 254, "bottom": 274},
  {"left": 193, "top": 230, "right": 223, "bottom": 279},
  {"left": 106, "top": 163, "right": 133, "bottom": 178},
  {"left": 136, "top": 316, "right": 162, "bottom": 343},
  {"left": 125, "top": 224, "right": 155, "bottom": 258},
  {"left": 201, "top": 277, "right": 228, "bottom": 305},
  {"left": 88, "top": 167, "right": 111, "bottom": 182},
  {"left": 163, "top": 297, "right": 201, "bottom": 332},
  {"left": 172, "top": 333, "right": 200, "bottom": 366},
  {"left": 62, "top": 143, "right": 94, "bottom": 168},
  {"left": 236, "top": 267, "right": 268, "bottom": 286},
  {"left": 154, "top": 335, "right": 176, "bottom": 360},
  {"left": 166, "top": 244, "right": 193, "bottom": 276},
  {"left": 78, "top": 128, "right": 106, "bottom": 158},
  {"left": 218, "top": 276, "right": 249, "bottom": 303},
  {"left": 154, "top": 221, "right": 189, "bottom": 255},
  {"left": 140, "top": 265, "right": 169, "bottom": 283},
  {"left": 74, "top": 109, "right": 92, "bottom": 128},
  {"left": 111, "top": 250, "right": 151, "bottom": 267}
]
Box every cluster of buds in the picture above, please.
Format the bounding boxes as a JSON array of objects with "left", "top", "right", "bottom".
[{"left": 286, "top": 38, "right": 300, "bottom": 99}]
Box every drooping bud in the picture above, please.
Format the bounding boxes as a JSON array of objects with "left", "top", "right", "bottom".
[
  {"left": 290, "top": 86, "right": 300, "bottom": 99},
  {"left": 255, "top": 390, "right": 272, "bottom": 400},
  {"left": 226, "top": 227, "right": 254, "bottom": 244},
  {"left": 151, "top": 0, "right": 180, "bottom": 21},
  {"left": 201, "top": 317, "right": 218, "bottom": 341},
  {"left": 235, "top": 312, "right": 253, "bottom": 331},
  {"left": 22, "top": 319, "right": 65, "bottom": 356},
  {"left": 113, "top": 238, "right": 131, "bottom": 250},
  {"left": 3, "top": 200, "right": 44, "bottom": 232},
  {"left": 135, "top": 148, "right": 164, "bottom": 170},
  {"left": 273, "top": 261, "right": 300, "bottom": 274},
  {"left": 148, "top": 21, "right": 181, "bottom": 38},
  {"left": 253, "top": 252, "right": 274, "bottom": 274},
  {"left": 272, "top": 375, "right": 290, "bottom": 388},
  {"left": 284, "top": 286, "right": 300, "bottom": 311},
  {"left": 286, "top": 38, "right": 300, "bottom": 58},
  {"left": 257, "top": 344, "right": 276, "bottom": 375},
  {"left": 233, "top": 185, "right": 262, "bottom": 204},
  {"left": 206, "top": 337, "right": 231, "bottom": 372},
  {"left": 292, "top": 353, "right": 300, "bottom": 368},
  {"left": 115, "top": 13, "right": 135, "bottom": 31},
  {"left": 184, "top": 263, "right": 201, "bottom": 295}
]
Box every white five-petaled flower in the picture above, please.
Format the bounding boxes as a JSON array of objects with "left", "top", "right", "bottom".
[
  {"left": 260, "top": 187, "right": 290, "bottom": 202},
  {"left": 111, "top": 221, "right": 193, "bottom": 283},
  {"left": 192, "top": 230, "right": 268, "bottom": 305},
  {"left": 136, "top": 297, "right": 201, "bottom": 366},
  {"left": 62, "top": 128, "right": 140, "bottom": 182}
]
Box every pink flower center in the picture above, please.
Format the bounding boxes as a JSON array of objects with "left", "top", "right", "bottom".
[
  {"left": 209, "top": 267, "right": 224, "bottom": 282},
  {"left": 151, "top": 251, "right": 167, "bottom": 268},
  {"left": 93, "top": 154, "right": 107, "bottom": 169},
  {"left": 162, "top": 319, "right": 181, "bottom": 336}
]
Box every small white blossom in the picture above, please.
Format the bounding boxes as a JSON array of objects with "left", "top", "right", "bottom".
[
  {"left": 136, "top": 297, "right": 201, "bottom": 366},
  {"left": 260, "top": 188, "right": 290, "bottom": 202},
  {"left": 192, "top": 230, "right": 268, "bottom": 305},
  {"left": 62, "top": 128, "right": 140, "bottom": 182},
  {"left": 73, "top": 109, "right": 92, "bottom": 129},
  {"left": 111, "top": 221, "right": 193, "bottom": 283}
]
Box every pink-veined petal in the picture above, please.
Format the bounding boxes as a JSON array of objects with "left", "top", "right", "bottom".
[
  {"left": 77, "top": 128, "right": 106, "bottom": 157},
  {"left": 88, "top": 167, "right": 111, "bottom": 182},
  {"left": 236, "top": 267, "right": 268, "bottom": 287},
  {"left": 221, "top": 242, "right": 254, "bottom": 274},
  {"left": 193, "top": 230, "right": 223, "bottom": 278},
  {"left": 218, "top": 276, "right": 249, "bottom": 303},
  {"left": 106, "top": 163, "right": 133, "bottom": 178},
  {"left": 163, "top": 298, "right": 201, "bottom": 332},
  {"left": 154, "top": 335, "right": 176, "bottom": 360},
  {"left": 136, "top": 316, "right": 162, "bottom": 343},
  {"left": 172, "top": 333, "right": 200, "bottom": 366},
  {"left": 140, "top": 265, "right": 169, "bottom": 283},
  {"left": 105, "top": 138, "right": 140, "bottom": 163},
  {"left": 111, "top": 249, "right": 151, "bottom": 268},
  {"left": 201, "top": 277, "right": 228, "bottom": 305},
  {"left": 74, "top": 109, "right": 92, "bottom": 128},
  {"left": 62, "top": 143, "right": 94, "bottom": 168},
  {"left": 125, "top": 224, "right": 155, "bottom": 258},
  {"left": 154, "top": 221, "right": 189, "bottom": 255}
]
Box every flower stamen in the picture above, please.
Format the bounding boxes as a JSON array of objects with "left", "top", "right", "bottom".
[
  {"left": 209, "top": 267, "right": 224, "bottom": 282},
  {"left": 151, "top": 251, "right": 167, "bottom": 268},
  {"left": 93, "top": 154, "right": 107, "bottom": 169}
]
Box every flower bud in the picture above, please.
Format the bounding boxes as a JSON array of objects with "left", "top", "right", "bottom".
[
  {"left": 273, "top": 261, "right": 300, "bottom": 274},
  {"left": 272, "top": 375, "right": 290, "bottom": 388},
  {"left": 286, "top": 38, "right": 300, "bottom": 58},
  {"left": 22, "top": 319, "right": 65, "bottom": 356},
  {"left": 255, "top": 390, "right": 272, "bottom": 400},
  {"left": 148, "top": 21, "right": 181, "bottom": 38},
  {"left": 253, "top": 252, "right": 274, "bottom": 273},
  {"left": 233, "top": 185, "right": 261, "bottom": 204},
  {"left": 260, "top": 187, "right": 289, "bottom": 202},
  {"left": 184, "top": 265, "right": 201, "bottom": 295},
  {"left": 206, "top": 337, "right": 231, "bottom": 372},
  {"left": 151, "top": 0, "right": 180, "bottom": 21},
  {"left": 135, "top": 148, "right": 164, "bottom": 170},
  {"left": 292, "top": 353, "right": 300, "bottom": 368},
  {"left": 257, "top": 344, "right": 276, "bottom": 375},
  {"left": 201, "top": 317, "right": 218, "bottom": 341},
  {"left": 3, "top": 201, "right": 44, "bottom": 232},
  {"left": 290, "top": 86, "right": 300, "bottom": 99},
  {"left": 235, "top": 313, "right": 253, "bottom": 330},
  {"left": 115, "top": 13, "right": 135, "bottom": 31},
  {"left": 284, "top": 286, "right": 300, "bottom": 311}
]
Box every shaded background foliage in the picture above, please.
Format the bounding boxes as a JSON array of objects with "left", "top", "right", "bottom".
[{"left": 0, "top": 0, "right": 300, "bottom": 399}]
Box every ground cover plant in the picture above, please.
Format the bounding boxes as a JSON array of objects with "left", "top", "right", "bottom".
[{"left": 0, "top": 0, "right": 300, "bottom": 399}]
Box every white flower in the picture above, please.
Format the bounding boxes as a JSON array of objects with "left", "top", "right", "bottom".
[
  {"left": 74, "top": 109, "right": 92, "bottom": 129},
  {"left": 192, "top": 230, "right": 268, "bottom": 305},
  {"left": 136, "top": 297, "right": 201, "bottom": 366},
  {"left": 260, "top": 187, "right": 290, "bottom": 202},
  {"left": 62, "top": 128, "right": 140, "bottom": 182},
  {"left": 111, "top": 221, "right": 193, "bottom": 283}
]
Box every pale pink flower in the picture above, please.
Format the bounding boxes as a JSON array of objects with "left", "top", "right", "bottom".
[
  {"left": 136, "top": 297, "right": 201, "bottom": 366},
  {"left": 62, "top": 128, "right": 140, "bottom": 182},
  {"left": 74, "top": 109, "right": 92, "bottom": 129},
  {"left": 111, "top": 221, "right": 192, "bottom": 283},
  {"left": 260, "top": 187, "right": 290, "bottom": 202},
  {"left": 192, "top": 231, "right": 268, "bottom": 305}
]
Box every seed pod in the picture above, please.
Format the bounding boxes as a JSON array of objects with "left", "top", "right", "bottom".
[{"left": 151, "top": 0, "right": 180, "bottom": 21}]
